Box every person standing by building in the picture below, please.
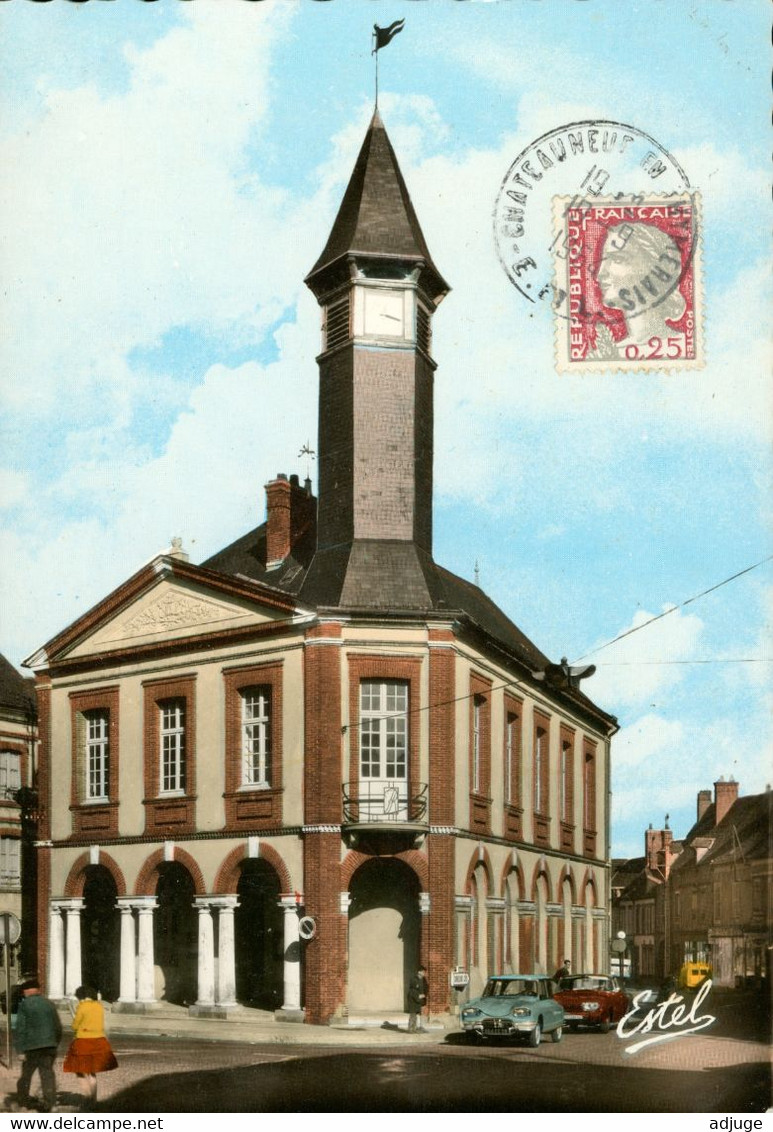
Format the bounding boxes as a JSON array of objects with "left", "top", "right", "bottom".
[
  {"left": 553, "top": 959, "right": 571, "bottom": 984},
  {"left": 407, "top": 965, "right": 428, "bottom": 1033},
  {"left": 62, "top": 986, "right": 118, "bottom": 1105},
  {"left": 14, "top": 978, "right": 62, "bottom": 1113}
]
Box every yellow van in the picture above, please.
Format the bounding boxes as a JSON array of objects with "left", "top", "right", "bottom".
[{"left": 678, "top": 962, "right": 711, "bottom": 989}]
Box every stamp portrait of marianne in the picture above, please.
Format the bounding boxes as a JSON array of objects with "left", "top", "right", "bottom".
[{"left": 553, "top": 194, "right": 703, "bottom": 371}]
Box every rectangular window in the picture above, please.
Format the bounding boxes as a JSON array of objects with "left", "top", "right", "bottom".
[
  {"left": 472, "top": 696, "right": 483, "bottom": 794},
  {"left": 534, "top": 725, "right": 547, "bottom": 814},
  {"left": 560, "top": 735, "right": 574, "bottom": 822},
  {"left": 0, "top": 838, "right": 20, "bottom": 887},
  {"left": 85, "top": 710, "right": 109, "bottom": 800},
  {"left": 505, "top": 711, "right": 519, "bottom": 805},
  {"left": 584, "top": 740, "right": 597, "bottom": 831},
  {"left": 0, "top": 751, "right": 20, "bottom": 794},
  {"left": 160, "top": 698, "right": 186, "bottom": 794},
  {"left": 241, "top": 686, "right": 272, "bottom": 786},
  {"left": 223, "top": 663, "right": 282, "bottom": 829},
  {"left": 360, "top": 680, "right": 408, "bottom": 780},
  {"left": 70, "top": 687, "right": 120, "bottom": 837},
  {"left": 752, "top": 876, "right": 763, "bottom": 914}
]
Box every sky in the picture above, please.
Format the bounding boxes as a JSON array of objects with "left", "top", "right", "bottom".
[{"left": 1, "top": 0, "right": 770, "bottom": 859}]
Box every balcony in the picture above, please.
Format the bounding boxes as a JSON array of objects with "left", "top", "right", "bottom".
[{"left": 341, "top": 780, "right": 428, "bottom": 849}]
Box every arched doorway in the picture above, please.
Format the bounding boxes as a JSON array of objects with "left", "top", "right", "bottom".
[
  {"left": 504, "top": 873, "right": 520, "bottom": 974},
  {"left": 154, "top": 862, "right": 197, "bottom": 1005},
  {"left": 562, "top": 877, "right": 573, "bottom": 969},
  {"left": 348, "top": 858, "right": 420, "bottom": 1012},
  {"left": 584, "top": 881, "right": 596, "bottom": 971},
  {"left": 469, "top": 864, "right": 490, "bottom": 996},
  {"left": 235, "top": 859, "right": 283, "bottom": 1009},
  {"left": 81, "top": 866, "right": 119, "bottom": 1001}
]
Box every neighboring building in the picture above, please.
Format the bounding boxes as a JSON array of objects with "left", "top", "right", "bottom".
[
  {"left": 612, "top": 823, "right": 680, "bottom": 978},
  {"left": 0, "top": 652, "right": 38, "bottom": 968},
  {"left": 26, "top": 111, "right": 617, "bottom": 1027},
  {"left": 668, "top": 778, "right": 772, "bottom": 987},
  {"left": 612, "top": 779, "right": 773, "bottom": 987}
]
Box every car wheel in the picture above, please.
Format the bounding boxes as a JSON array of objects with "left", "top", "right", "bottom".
[
  {"left": 528, "top": 1022, "right": 542, "bottom": 1048},
  {"left": 551, "top": 1025, "right": 563, "bottom": 1043},
  {"left": 599, "top": 1016, "right": 611, "bottom": 1034}
]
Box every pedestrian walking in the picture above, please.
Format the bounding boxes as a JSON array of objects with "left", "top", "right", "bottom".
[
  {"left": 14, "top": 977, "right": 62, "bottom": 1113},
  {"left": 407, "top": 964, "right": 428, "bottom": 1033},
  {"left": 62, "top": 986, "right": 118, "bottom": 1105}
]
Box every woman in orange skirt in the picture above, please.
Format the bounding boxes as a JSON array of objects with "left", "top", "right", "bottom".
[{"left": 63, "top": 986, "right": 118, "bottom": 1104}]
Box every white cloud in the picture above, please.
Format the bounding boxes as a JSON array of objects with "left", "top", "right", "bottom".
[{"left": 1, "top": 2, "right": 298, "bottom": 416}]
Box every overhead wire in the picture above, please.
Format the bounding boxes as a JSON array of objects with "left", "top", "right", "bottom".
[
  {"left": 571, "top": 554, "right": 772, "bottom": 663},
  {"left": 340, "top": 553, "right": 772, "bottom": 732}
]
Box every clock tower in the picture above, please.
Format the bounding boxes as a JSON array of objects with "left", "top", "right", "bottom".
[{"left": 302, "top": 110, "right": 449, "bottom": 608}]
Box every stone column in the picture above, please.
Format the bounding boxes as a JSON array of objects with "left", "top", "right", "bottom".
[
  {"left": 213, "top": 897, "right": 238, "bottom": 1008},
  {"left": 62, "top": 899, "right": 84, "bottom": 995},
  {"left": 135, "top": 897, "right": 157, "bottom": 1004},
  {"left": 194, "top": 899, "right": 215, "bottom": 1007},
  {"left": 117, "top": 901, "right": 137, "bottom": 1003},
  {"left": 279, "top": 896, "right": 302, "bottom": 1017},
  {"left": 48, "top": 904, "right": 65, "bottom": 999}
]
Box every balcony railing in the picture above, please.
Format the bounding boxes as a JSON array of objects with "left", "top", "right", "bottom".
[{"left": 342, "top": 780, "right": 428, "bottom": 827}]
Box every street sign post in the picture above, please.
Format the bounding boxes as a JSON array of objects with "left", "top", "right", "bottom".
[{"left": 0, "top": 912, "right": 21, "bottom": 1069}]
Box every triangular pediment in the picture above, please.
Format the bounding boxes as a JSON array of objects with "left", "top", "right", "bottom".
[{"left": 64, "top": 572, "right": 295, "bottom": 661}]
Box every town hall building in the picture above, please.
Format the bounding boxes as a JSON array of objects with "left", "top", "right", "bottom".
[{"left": 26, "top": 111, "right": 617, "bottom": 1027}]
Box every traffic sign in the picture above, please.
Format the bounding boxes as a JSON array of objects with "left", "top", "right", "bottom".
[{"left": 0, "top": 913, "right": 21, "bottom": 946}]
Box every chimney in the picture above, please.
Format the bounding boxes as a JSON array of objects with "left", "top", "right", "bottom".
[
  {"left": 265, "top": 473, "right": 316, "bottom": 568},
  {"left": 697, "top": 789, "right": 712, "bottom": 822},
  {"left": 645, "top": 825, "right": 674, "bottom": 876},
  {"left": 713, "top": 776, "right": 739, "bottom": 826}
]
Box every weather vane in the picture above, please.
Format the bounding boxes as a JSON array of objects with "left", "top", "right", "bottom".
[
  {"left": 298, "top": 441, "right": 316, "bottom": 480},
  {"left": 372, "top": 19, "right": 405, "bottom": 107}
]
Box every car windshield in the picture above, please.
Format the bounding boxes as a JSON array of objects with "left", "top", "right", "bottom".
[
  {"left": 482, "top": 978, "right": 538, "bottom": 997},
  {"left": 560, "top": 977, "right": 610, "bottom": 991}
]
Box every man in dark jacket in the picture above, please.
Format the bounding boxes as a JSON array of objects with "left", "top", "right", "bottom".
[
  {"left": 553, "top": 959, "right": 571, "bottom": 984},
  {"left": 14, "top": 978, "right": 62, "bottom": 1112},
  {"left": 407, "top": 965, "right": 428, "bottom": 1033}
]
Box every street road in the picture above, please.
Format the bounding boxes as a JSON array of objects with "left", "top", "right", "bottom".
[{"left": 88, "top": 996, "right": 769, "bottom": 1114}]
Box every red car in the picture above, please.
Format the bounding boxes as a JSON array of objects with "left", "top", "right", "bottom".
[{"left": 553, "top": 973, "right": 629, "bottom": 1033}]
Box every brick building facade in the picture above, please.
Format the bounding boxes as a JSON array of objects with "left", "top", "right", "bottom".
[
  {"left": 612, "top": 778, "right": 772, "bottom": 987},
  {"left": 27, "top": 112, "right": 617, "bottom": 1027}
]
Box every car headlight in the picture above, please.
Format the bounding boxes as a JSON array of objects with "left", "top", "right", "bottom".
[
  {"left": 581, "top": 1001, "right": 597, "bottom": 1012},
  {"left": 461, "top": 1009, "right": 479, "bottom": 1018},
  {"left": 511, "top": 1007, "right": 530, "bottom": 1017}
]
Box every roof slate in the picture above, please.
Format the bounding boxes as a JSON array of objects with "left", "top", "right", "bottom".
[
  {"left": 202, "top": 519, "right": 615, "bottom": 728},
  {"left": 671, "top": 791, "right": 772, "bottom": 871},
  {"left": 306, "top": 111, "right": 448, "bottom": 297},
  {"left": 0, "top": 652, "right": 35, "bottom": 714}
]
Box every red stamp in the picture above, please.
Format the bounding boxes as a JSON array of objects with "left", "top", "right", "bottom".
[{"left": 553, "top": 193, "right": 702, "bottom": 371}]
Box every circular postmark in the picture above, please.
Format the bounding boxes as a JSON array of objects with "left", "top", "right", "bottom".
[
  {"left": 493, "top": 120, "right": 692, "bottom": 320},
  {"left": 493, "top": 120, "right": 702, "bottom": 370}
]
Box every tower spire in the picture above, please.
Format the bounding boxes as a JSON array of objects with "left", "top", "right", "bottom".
[{"left": 300, "top": 112, "right": 450, "bottom": 611}]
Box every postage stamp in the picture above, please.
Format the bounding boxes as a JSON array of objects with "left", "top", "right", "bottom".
[
  {"left": 492, "top": 119, "right": 703, "bottom": 372},
  {"left": 552, "top": 193, "right": 703, "bottom": 371}
]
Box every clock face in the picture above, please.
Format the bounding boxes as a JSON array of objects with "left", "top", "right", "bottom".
[{"left": 363, "top": 288, "right": 405, "bottom": 337}]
